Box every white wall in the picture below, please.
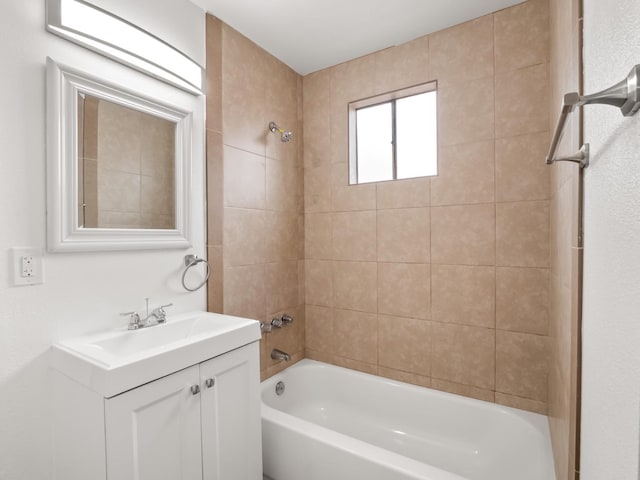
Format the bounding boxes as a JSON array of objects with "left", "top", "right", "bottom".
[
  {"left": 581, "top": 1, "right": 640, "bottom": 478},
  {"left": 0, "top": 1, "right": 205, "bottom": 479}
]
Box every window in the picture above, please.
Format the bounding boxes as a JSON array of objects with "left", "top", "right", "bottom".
[{"left": 348, "top": 82, "right": 438, "bottom": 185}]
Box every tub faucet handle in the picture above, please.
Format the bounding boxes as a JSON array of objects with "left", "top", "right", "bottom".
[
  {"left": 271, "top": 317, "right": 283, "bottom": 328},
  {"left": 260, "top": 321, "right": 272, "bottom": 333},
  {"left": 281, "top": 313, "right": 293, "bottom": 324}
]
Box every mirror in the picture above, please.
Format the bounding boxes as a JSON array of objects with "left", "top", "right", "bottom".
[
  {"left": 46, "top": 58, "right": 193, "bottom": 252},
  {"left": 77, "top": 94, "right": 176, "bottom": 230}
]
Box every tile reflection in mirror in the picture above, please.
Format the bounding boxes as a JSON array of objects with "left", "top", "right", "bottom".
[{"left": 77, "top": 93, "right": 176, "bottom": 229}]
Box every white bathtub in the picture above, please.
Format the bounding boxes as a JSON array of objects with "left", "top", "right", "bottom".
[{"left": 261, "top": 359, "right": 556, "bottom": 480}]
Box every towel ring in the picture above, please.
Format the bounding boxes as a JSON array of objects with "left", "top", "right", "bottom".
[{"left": 181, "top": 254, "right": 211, "bottom": 292}]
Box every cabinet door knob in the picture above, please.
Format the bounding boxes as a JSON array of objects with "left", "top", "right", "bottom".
[
  {"left": 205, "top": 378, "right": 215, "bottom": 388},
  {"left": 190, "top": 385, "right": 201, "bottom": 395}
]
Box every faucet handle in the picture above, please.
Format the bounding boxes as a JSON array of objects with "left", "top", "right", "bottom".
[
  {"left": 120, "top": 311, "right": 141, "bottom": 330},
  {"left": 281, "top": 313, "right": 293, "bottom": 324},
  {"left": 271, "top": 317, "right": 283, "bottom": 328},
  {"left": 154, "top": 303, "right": 173, "bottom": 323}
]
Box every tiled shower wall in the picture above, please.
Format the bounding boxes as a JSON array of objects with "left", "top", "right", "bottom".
[
  {"left": 205, "top": 17, "right": 306, "bottom": 380},
  {"left": 303, "top": 0, "right": 552, "bottom": 413},
  {"left": 548, "top": 0, "right": 582, "bottom": 477}
]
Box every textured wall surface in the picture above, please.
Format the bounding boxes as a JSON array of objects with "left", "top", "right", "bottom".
[
  {"left": 0, "top": 1, "right": 206, "bottom": 479},
  {"left": 303, "top": 0, "right": 552, "bottom": 412},
  {"left": 581, "top": 0, "right": 640, "bottom": 478}
]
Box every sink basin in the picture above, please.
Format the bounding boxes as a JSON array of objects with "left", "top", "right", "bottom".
[{"left": 51, "top": 311, "right": 261, "bottom": 397}]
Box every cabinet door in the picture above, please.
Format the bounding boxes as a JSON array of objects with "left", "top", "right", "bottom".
[
  {"left": 200, "top": 342, "right": 262, "bottom": 480},
  {"left": 105, "top": 365, "right": 203, "bottom": 480}
]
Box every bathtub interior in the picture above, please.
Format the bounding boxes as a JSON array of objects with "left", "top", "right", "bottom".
[{"left": 262, "top": 360, "right": 556, "bottom": 480}]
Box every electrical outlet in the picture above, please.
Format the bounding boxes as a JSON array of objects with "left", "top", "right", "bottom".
[{"left": 11, "top": 248, "right": 44, "bottom": 286}]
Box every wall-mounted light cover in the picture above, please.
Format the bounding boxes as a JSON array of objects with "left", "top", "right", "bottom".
[{"left": 46, "top": 0, "right": 205, "bottom": 95}]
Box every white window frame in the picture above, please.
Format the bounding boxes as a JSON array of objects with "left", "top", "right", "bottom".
[{"left": 348, "top": 81, "right": 438, "bottom": 185}]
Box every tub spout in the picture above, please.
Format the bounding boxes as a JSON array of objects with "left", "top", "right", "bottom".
[{"left": 271, "top": 349, "right": 291, "bottom": 362}]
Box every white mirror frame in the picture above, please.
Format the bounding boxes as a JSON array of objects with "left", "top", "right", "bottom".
[{"left": 46, "top": 57, "right": 193, "bottom": 252}]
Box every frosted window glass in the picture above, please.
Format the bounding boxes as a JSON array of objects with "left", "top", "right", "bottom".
[
  {"left": 396, "top": 91, "right": 438, "bottom": 178},
  {"left": 356, "top": 103, "right": 393, "bottom": 183}
]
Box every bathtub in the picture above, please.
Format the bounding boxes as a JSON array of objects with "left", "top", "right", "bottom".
[{"left": 261, "top": 359, "right": 556, "bottom": 480}]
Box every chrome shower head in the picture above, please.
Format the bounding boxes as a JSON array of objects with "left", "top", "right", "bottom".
[{"left": 269, "top": 121, "right": 293, "bottom": 143}]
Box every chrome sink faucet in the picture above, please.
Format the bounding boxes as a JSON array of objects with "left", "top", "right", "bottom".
[{"left": 120, "top": 298, "right": 173, "bottom": 330}]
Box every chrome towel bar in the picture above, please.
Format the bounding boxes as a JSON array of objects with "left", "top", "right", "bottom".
[{"left": 546, "top": 64, "right": 640, "bottom": 168}]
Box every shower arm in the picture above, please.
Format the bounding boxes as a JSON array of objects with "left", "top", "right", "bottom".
[{"left": 545, "top": 64, "right": 640, "bottom": 168}]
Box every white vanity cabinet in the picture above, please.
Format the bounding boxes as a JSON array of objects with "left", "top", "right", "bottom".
[
  {"left": 53, "top": 335, "right": 262, "bottom": 480},
  {"left": 104, "top": 343, "right": 262, "bottom": 480}
]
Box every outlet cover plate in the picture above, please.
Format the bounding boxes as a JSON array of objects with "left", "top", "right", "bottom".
[{"left": 11, "top": 247, "right": 44, "bottom": 286}]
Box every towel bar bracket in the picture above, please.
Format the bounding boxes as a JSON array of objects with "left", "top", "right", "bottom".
[
  {"left": 546, "top": 64, "right": 640, "bottom": 168},
  {"left": 546, "top": 143, "right": 589, "bottom": 168}
]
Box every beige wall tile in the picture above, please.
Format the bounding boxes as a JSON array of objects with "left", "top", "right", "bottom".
[
  {"left": 265, "top": 211, "right": 298, "bottom": 263},
  {"left": 378, "top": 315, "right": 431, "bottom": 376},
  {"left": 332, "top": 162, "right": 377, "bottom": 211},
  {"left": 432, "top": 323, "right": 495, "bottom": 389},
  {"left": 223, "top": 207, "right": 266, "bottom": 266},
  {"left": 206, "top": 245, "right": 223, "bottom": 313},
  {"left": 496, "top": 132, "right": 550, "bottom": 202},
  {"left": 378, "top": 263, "right": 430, "bottom": 320},
  {"left": 330, "top": 55, "right": 377, "bottom": 115},
  {"left": 223, "top": 264, "right": 265, "bottom": 320},
  {"left": 304, "top": 163, "right": 332, "bottom": 213},
  {"left": 496, "top": 267, "right": 549, "bottom": 335},
  {"left": 330, "top": 112, "right": 348, "bottom": 165},
  {"left": 495, "top": 392, "right": 548, "bottom": 415},
  {"left": 298, "top": 260, "right": 305, "bottom": 305},
  {"left": 265, "top": 261, "right": 299, "bottom": 315},
  {"left": 496, "top": 330, "right": 549, "bottom": 401},
  {"left": 374, "top": 35, "right": 430, "bottom": 94},
  {"left": 305, "top": 305, "right": 333, "bottom": 353},
  {"left": 377, "top": 208, "right": 430, "bottom": 263},
  {"left": 333, "top": 309, "right": 378, "bottom": 364},
  {"left": 378, "top": 367, "right": 431, "bottom": 388},
  {"left": 377, "top": 177, "right": 430, "bottom": 209},
  {"left": 332, "top": 211, "right": 377, "bottom": 261},
  {"left": 431, "top": 378, "right": 495, "bottom": 402},
  {"left": 305, "top": 213, "right": 332, "bottom": 260},
  {"left": 431, "top": 204, "right": 496, "bottom": 265},
  {"left": 306, "top": 349, "right": 334, "bottom": 365},
  {"left": 429, "top": 15, "right": 494, "bottom": 85},
  {"left": 205, "top": 15, "right": 223, "bottom": 134},
  {"left": 495, "top": 63, "right": 550, "bottom": 138},
  {"left": 222, "top": 25, "right": 267, "bottom": 155},
  {"left": 431, "top": 265, "right": 495, "bottom": 327},
  {"left": 438, "top": 76, "right": 494, "bottom": 147},
  {"left": 305, "top": 260, "right": 332, "bottom": 307},
  {"left": 496, "top": 200, "right": 549, "bottom": 267},
  {"left": 333, "top": 261, "right": 377, "bottom": 313},
  {"left": 223, "top": 146, "right": 266, "bottom": 209},
  {"left": 332, "top": 356, "right": 378, "bottom": 376},
  {"left": 431, "top": 140, "right": 495, "bottom": 206},
  {"left": 266, "top": 158, "right": 299, "bottom": 212},
  {"left": 494, "top": 0, "right": 550, "bottom": 72},
  {"left": 303, "top": 70, "right": 332, "bottom": 169},
  {"left": 206, "top": 130, "right": 223, "bottom": 245}
]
